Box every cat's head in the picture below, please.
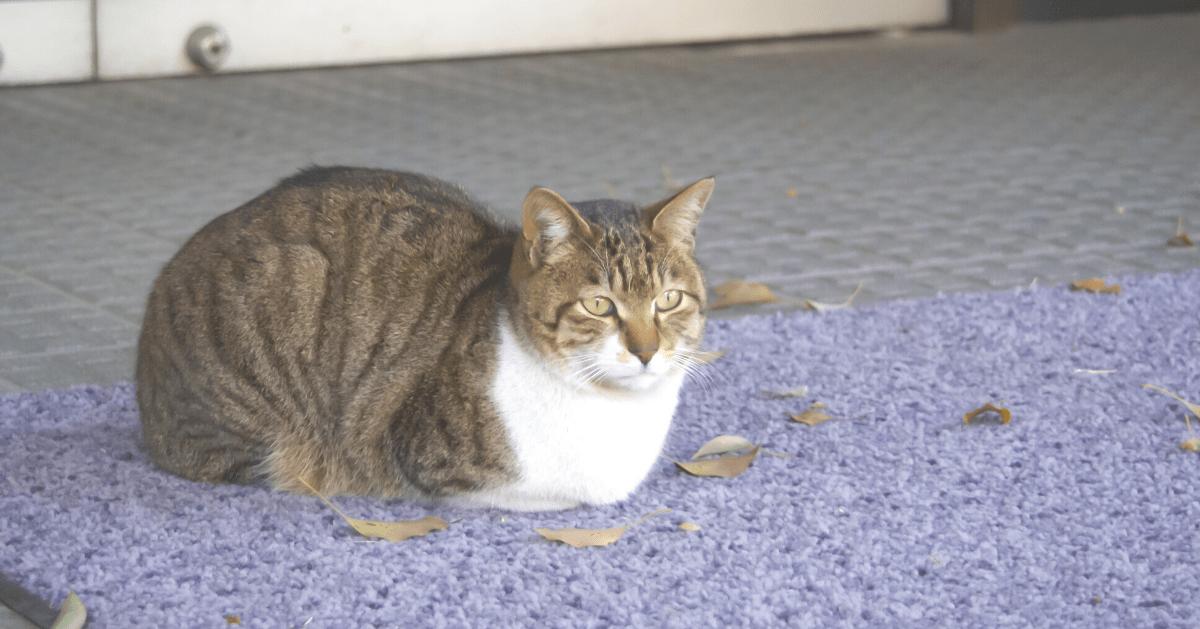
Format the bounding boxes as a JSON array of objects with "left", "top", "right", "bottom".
[{"left": 508, "top": 177, "right": 713, "bottom": 392}]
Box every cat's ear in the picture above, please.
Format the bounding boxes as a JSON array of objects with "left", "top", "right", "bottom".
[
  {"left": 643, "top": 177, "right": 714, "bottom": 250},
  {"left": 521, "top": 186, "right": 592, "bottom": 267}
]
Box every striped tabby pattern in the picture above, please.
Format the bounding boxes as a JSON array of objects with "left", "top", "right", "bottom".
[{"left": 136, "top": 166, "right": 712, "bottom": 504}]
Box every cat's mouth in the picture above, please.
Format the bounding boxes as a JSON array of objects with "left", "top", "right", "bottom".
[{"left": 558, "top": 342, "right": 680, "bottom": 392}]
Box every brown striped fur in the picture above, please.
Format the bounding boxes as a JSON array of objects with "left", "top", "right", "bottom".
[{"left": 136, "top": 166, "right": 712, "bottom": 498}]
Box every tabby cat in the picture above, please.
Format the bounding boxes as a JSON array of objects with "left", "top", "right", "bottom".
[{"left": 136, "top": 167, "right": 713, "bottom": 511}]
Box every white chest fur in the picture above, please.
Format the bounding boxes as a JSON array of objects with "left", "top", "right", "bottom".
[{"left": 456, "top": 321, "right": 683, "bottom": 511}]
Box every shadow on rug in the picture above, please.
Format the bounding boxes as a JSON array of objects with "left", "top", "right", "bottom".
[{"left": 3, "top": 270, "right": 1198, "bottom": 627}]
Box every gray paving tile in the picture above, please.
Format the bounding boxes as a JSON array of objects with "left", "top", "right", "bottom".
[
  {"left": 0, "top": 346, "right": 136, "bottom": 392},
  {"left": 0, "top": 15, "right": 1198, "bottom": 391}
]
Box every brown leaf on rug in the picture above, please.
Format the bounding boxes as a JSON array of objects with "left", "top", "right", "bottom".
[
  {"left": 963, "top": 403, "right": 1012, "bottom": 425},
  {"left": 1070, "top": 278, "right": 1121, "bottom": 294},
  {"left": 1142, "top": 384, "right": 1200, "bottom": 451},
  {"left": 804, "top": 283, "right": 864, "bottom": 313},
  {"left": 710, "top": 281, "right": 778, "bottom": 310},
  {"left": 679, "top": 522, "right": 702, "bottom": 532},
  {"left": 342, "top": 515, "right": 448, "bottom": 542},
  {"left": 299, "top": 478, "right": 448, "bottom": 542},
  {"left": 1142, "top": 384, "right": 1200, "bottom": 426},
  {"left": 790, "top": 402, "right": 833, "bottom": 426},
  {"left": 786, "top": 187, "right": 799, "bottom": 198},
  {"left": 536, "top": 526, "right": 627, "bottom": 548},
  {"left": 224, "top": 615, "right": 241, "bottom": 625},
  {"left": 691, "top": 434, "right": 754, "bottom": 458},
  {"left": 51, "top": 592, "right": 86, "bottom": 629},
  {"left": 536, "top": 508, "right": 670, "bottom": 548},
  {"left": 675, "top": 450, "right": 759, "bottom": 478},
  {"left": 1167, "top": 217, "right": 1194, "bottom": 247},
  {"left": 676, "top": 435, "right": 760, "bottom": 478}
]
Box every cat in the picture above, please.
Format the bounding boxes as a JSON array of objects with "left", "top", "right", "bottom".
[{"left": 135, "top": 166, "right": 714, "bottom": 511}]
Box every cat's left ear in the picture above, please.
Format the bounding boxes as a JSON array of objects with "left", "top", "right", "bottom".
[{"left": 643, "top": 177, "right": 714, "bottom": 250}]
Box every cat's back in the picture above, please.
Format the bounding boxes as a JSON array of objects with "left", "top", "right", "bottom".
[
  {"left": 186, "top": 166, "right": 506, "bottom": 255},
  {"left": 137, "top": 167, "right": 518, "bottom": 492}
]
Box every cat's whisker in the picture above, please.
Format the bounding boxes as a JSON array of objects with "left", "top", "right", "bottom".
[
  {"left": 671, "top": 354, "right": 716, "bottom": 393},
  {"left": 564, "top": 358, "right": 606, "bottom": 387},
  {"left": 553, "top": 354, "right": 597, "bottom": 373},
  {"left": 576, "top": 365, "right": 604, "bottom": 381},
  {"left": 565, "top": 363, "right": 599, "bottom": 381}
]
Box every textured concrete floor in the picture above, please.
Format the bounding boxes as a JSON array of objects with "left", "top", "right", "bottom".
[{"left": 1, "top": 15, "right": 1199, "bottom": 394}]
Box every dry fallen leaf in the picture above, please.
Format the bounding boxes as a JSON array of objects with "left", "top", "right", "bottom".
[
  {"left": 786, "top": 187, "right": 799, "bottom": 198},
  {"left": 963, "top": 403, "right": 1012, "bottom": 425},
  {"left": 1070, "top": 278, "right": 1121, "bottom": 295},
  {"left": 679, "top": 522, "right": 702, "bottom": 532},
  {"left": 1168, "top": 233, "right": 1195, "bottom": 247},
  {"left": 1169, "top": 233, "right": 1195, "bottom": 247},
  {"left": 336, "top": 512, "right": 446, "bottom": 543},
  {"left": 676, "top": 451, "right": 758, "bottom": 477},
  {"left": 536, "top": 508, "right": 669, "bottom": 548},
  {"left": 765, "top": 385, "right": 809, "bottom": 399},
  {"left": 299, "top": 478, "right": 448, "bottom": 542},
  {"left": 1142, "top": 384, "right": 1200, "bottom": 427},
  {"left": 1142, "top": 383, "right": 1200, "bottom": 432},
  {"left": 710, "top": 280, "right": 778, "bottom": 309},
  {"left": 791, "top": 402, "right": 833, "bottom": 426},
  {"left": 676, "top": 435, "right": 760, "bottom": 478},
  {"left": 691, "top": 434, "right": 755, "bottom": 458},
  {"left": 536, "top": 526, "right": 626, "bottom": 548},
  {"left": 1167, "top": 217, "right": 1194, "bottom": 247},
  {"left": 804, "top": 282, "right": 863, "bottom": 313},
  {"left": 225, "top": 615, "right": 242, "bottom": 625},
  {"left": 1143, "top": 384, "right": 1199, "bottom": 452},
  {"left": 50, "top": 592, "right": 86, "bottom": 629}
]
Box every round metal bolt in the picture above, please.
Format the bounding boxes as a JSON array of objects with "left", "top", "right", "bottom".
[{"left": 186, "top": 25, "right": 230, "bottom": 72}]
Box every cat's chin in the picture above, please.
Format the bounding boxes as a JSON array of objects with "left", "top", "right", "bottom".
[{"left": 590, "top": 372, "right": 667, "bottom": 393}]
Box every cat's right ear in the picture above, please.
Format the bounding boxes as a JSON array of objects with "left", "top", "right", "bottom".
[{"left": 521, "top": 187, "right": 592, "bottom": 267}]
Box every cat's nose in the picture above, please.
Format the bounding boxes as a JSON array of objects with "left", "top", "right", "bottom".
[{"left": 631, "top": 348, "right": 656, "bottom": 365}]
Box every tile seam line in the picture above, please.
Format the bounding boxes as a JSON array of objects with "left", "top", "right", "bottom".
[
  {"left": 0, "top": 343, "right": 133, "bottom": 362},
  {"left": 0, "top": 263, "right": 140, "bottom": 327},
  {"left": 1, "top": 180, "right": 181, "bottom": 248},
  {"left": 748, "top": 240, "right": 1195, "bottom": 283}
]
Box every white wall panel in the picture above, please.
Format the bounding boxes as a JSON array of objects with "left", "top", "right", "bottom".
[
  {"left": 0, "top": 0, "right": 93, "bottom": 85},
  {"left": 96, "top": 0, "right": 948, "bottom": 80}
]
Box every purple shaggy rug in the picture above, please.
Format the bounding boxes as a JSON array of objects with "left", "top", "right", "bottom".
[{"left": 3, "top": 270, "right": 1199, "bottom": 628}]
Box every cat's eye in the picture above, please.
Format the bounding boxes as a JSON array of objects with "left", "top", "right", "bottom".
[
  {"left": 655, "top": 289, "right": 683, "bottom": 312},
  {"left": 582, "top": 296, "right": 616, "bottom": 317}
]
